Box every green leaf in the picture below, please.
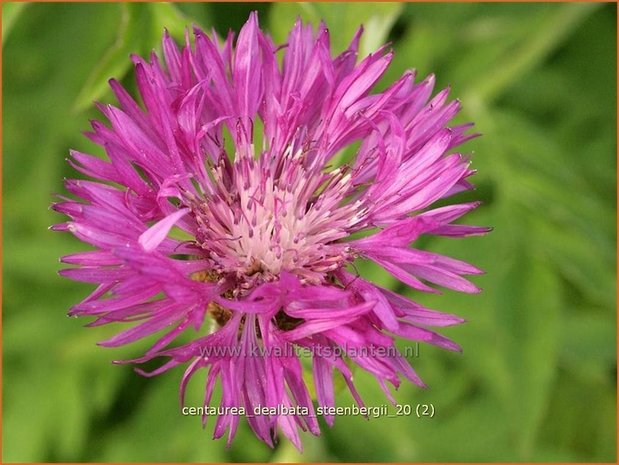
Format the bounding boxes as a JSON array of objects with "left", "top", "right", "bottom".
[
  {"left": 92, "top": 376, "right": 230, "bottom": 461},
  {"left": 148, "top": 2, "right": 198, "bottom": 44},
  {"left": 540, "top": 371, "right": 616, "bottom": 461},
  {"left": 560, "top": 311, "right": 616, "bottom": 379},
  {"left": 492, "top": 236, "right": 562, "bottom": 459},
  {"left": 530, "top": 216, "right": 615, "bottom": 309},
  {"left": 484, "top": 111, "right": 615, "bottom": 308},
  {"left": 269, "top": 2, "right": 402, "bottom": 55},
  {"left": 2, "top": 2, "right": 29, "bottom": 45},
  {"left": 72, "top": 4, "right": 153, "bottom": 113},
  {"left": 176, "top": 3, "right": 212, "bottom": 30},
  {"left": 464, "top": 3, "right": 600, "bottom": 105}
]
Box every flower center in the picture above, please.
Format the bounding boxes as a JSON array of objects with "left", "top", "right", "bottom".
[{"left": 191, "top": 146, "right": 359, "bottom": 291}]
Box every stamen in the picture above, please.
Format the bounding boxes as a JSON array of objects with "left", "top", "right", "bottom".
[{"left": 188, "top": 136, "right": 360, "bottom": 294}]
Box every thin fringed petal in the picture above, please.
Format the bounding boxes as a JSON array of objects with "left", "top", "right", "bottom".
[
  {"left": 139, "top": 208, "right": 189, "bottom": 252},
  {"left": 234, "top": 12, "right": 263, "bottom": 118}
]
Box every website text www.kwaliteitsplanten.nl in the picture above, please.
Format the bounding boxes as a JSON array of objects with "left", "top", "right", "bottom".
[{"left": 196, "top": 342, "right": 420, "bottom": 359}]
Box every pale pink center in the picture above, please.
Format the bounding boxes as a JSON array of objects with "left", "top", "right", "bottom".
[{"left": 192, "top": 144, "right": 365, "bottom": 289}]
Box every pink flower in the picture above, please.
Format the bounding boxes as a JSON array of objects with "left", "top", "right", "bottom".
[{"left": 53, "top": 12, "right": 489, "bottom": 449}]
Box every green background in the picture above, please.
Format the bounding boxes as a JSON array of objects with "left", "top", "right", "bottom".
[{"left": 2, "top": 2, "right": 616, "bottom": 462}]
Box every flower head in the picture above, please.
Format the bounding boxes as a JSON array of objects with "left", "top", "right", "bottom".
[{"left": 53, "top": 12, "right": 489, "bottom": 449}]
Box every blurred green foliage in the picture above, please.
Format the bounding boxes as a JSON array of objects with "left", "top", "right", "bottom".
[{"left": 2, "top": 2, "right": 616, "bottom": 462}]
